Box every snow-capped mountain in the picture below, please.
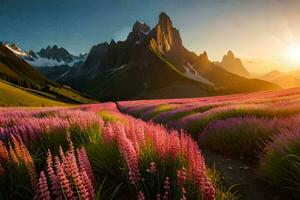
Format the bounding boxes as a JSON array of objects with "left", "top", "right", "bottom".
[
  {"left": 3, "top": 43, "right": 87, "bottom": 68},
  {"left": 3, "top": 43, "right": 87, "bottom": 81}
]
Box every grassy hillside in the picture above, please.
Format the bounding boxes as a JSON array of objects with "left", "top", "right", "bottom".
[{"left": 0, "top": 80, "right": 66, "bottom": 106}]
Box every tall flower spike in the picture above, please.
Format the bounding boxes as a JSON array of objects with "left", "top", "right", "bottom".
[
  {"left": 8, "top": 143, "right": 18, "bottom": 165},
  {"left": 138, "top": 191, "right": 145, "bottom": 200},
  {"left": 54, "top": 156, "right": 74, "bottom": 199},
  {"left": 34, "top": 171, "right": 51, "bottom": 200},
  {"left": 67, "top": 151, "right": 89, "bottom": 199},
  {"left": 77, "top": 147, "right": 94, "bottom": 182},
  {"left": 81, "top": 170, "right": 95, "bottom": 200},
  {"left": 0, "top": 141, "right": 9, "bottom": 162},
  {"left": 46, "top": 150, "right": 61, "bottom": 198}
]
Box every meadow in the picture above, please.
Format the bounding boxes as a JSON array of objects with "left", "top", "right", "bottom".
[
  {"left": 1, "top": 87, "right": 300, "bottom": 199},
  {"left": 118, "top": 88, "right": 300, "bottom": 198},
  {"left": 0, "top": 103, "right": 235, "bottom": 200}
]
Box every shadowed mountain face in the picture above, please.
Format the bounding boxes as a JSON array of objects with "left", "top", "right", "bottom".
[
  {"left": 56, "top": 12, "right": 279, "bottom": 101},
  {"left": 216, "top": 50, "right": 251, "bottom": 78}
]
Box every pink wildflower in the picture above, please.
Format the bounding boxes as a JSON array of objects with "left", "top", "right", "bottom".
[{"left": 34, "top": 171, "right": 51, "bottom": 200}]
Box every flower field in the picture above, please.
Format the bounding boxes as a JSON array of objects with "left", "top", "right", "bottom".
[
  {"left": 118, "top": 88, "right": 300, "bottom": 198},
  {"left": 0, "top": 103, "right": 232, "bottom": 199},
  {"left": 2, "top": 87, "right": 300, "bottom": 199}
]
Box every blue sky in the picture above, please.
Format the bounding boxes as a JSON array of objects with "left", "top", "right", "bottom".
[{"left": 1, "top": 0, "right": 300, "bottom": 72}]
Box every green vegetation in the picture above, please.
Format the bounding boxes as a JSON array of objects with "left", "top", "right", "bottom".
[{"left": 0, "top": 80, "right": 66, "bottom": 106}]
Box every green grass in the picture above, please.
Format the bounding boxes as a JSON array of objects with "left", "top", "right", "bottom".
[
  {"left": 207, "top": 166, "right": 238, "bottom": 200},
  {"left": 144, "top": 104, "right": 176, "bottom": 120},
  {"left": 260, "top": 139, "right": 300, "bottom": 197},
  {"left": 0, "top": 80, "right": 66, "bottom": 106},
  {"left": 160, "top": 105, "right": 216, "bottom": 123},
  {"left": 98, "top": 110, "right": 123, "bottom": 123}
]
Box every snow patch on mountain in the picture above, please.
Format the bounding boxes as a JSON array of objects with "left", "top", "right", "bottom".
[
  {"left": 5, "top": 44, "right": 28, "bottom": 57},
  {"left": 106, "top": 64, "right": 127, "bottom": 78},
  {"left": 56, "top": 70, "right": 70, "bottom": 81},
  {"left": 183, "top": 63, "right": 214, "bottom": 86}
]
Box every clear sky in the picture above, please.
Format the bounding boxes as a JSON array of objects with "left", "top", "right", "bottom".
[{"left": 1, "top": 0, "right": 300, "bottom": 73}]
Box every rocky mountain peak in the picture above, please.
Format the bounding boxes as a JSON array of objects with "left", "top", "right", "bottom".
[
  {"left": 132, "top": 21, "right": 150, "bottom": 34},
  {"left": 149, "top": 12, "right": 182, "bottom": 54},
  {"left": 127, "top": 21, "right": 150, "bottom": 42},
  {"left": 218, "top": 50, "right": 250, "bottom": 77},
  {"left": 226, "top": 50, "right": 235, "bottom": 58},
  {"left": 222, "top": 50, "right": 240, "bottom": 63},
  {"left": 27, "top": 50, "right": 37, "bottom": 59},
  {"left": 158, "top": 12, "right": 173, "bottom": 29},
  {"left": 38, "top": 45, "right": 73, "bottom": 63},
  {"left": 83, "top": 42, "right": 109, "bottom": 69},
  {"left": 9, "top": 43, "right": 19, "bottom": 51},
  {"left": 198, "top": 51, "right": 210, "bottom": 64},
  {"left": 110, "top": 39, "right": 116, "bottom": 45}
]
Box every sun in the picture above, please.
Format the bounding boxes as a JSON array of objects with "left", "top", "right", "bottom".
[{"left": 287, "top": 44, "right": 300, "bottom": 63}]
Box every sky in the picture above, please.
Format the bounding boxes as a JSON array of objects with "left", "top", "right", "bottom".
[{"left": 1, "top": 0, "right": 300, "bottom": 74}]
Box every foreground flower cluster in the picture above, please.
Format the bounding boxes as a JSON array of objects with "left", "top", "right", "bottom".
[
  {"left": 35, "top": 140, "right": 95, "bottom": 200},
  {"left": 0, "top": 104, "right": 217, "bottom": 199},
  {"left": 101, "top": 119, "right": 215, "bottom": 199}
]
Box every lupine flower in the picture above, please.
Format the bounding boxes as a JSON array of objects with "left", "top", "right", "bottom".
[
  {"left": 34, "top": 171, "right": 51, "bottom": 200},
  {"left": 163, "top": 177, "right": 170, "bottom": 200},
  {"left": 81, "top": 170, "right": 95, "bottom": 200},
  {"left": 77, "top": 147, "right": 95, "bottom": 182},
  {"left": 46, "top": 150, "right": 61, "bottom": 198},
  {"left": 138, "top": 191, "right": 145, "bottom": 200},
  {"left": 156, "top": 194, "right": 161, "bottom": 200},
  {"left": 39, "top": 140, "right": 95, "bottom": 200},
  {"left": 146, "top": 162, "right": 157, "bottom": 174},
  {"left": 115, "top": 123, "right": 141, "bottom": 184},
  {"left": 55, "top": 156, "right": 75, "bottom": 199},
  {"left": 177, "top": 167, "right": 187, "bottom": 187}
]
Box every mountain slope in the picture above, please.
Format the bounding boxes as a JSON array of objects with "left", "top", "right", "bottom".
[
  {"left": 62, "top": 12, "right": 279, "bottom": 101},
  {"left": 290, "top": 69, "right": 300, "bottom": 80},
  {"left": 215, "top": 50, "right": 251, "bottom": 78},
  {"left": 0, "top": 80, "right": 66, "bottom": 106},
  {"left": 260, "top": 70, "right": 300, "bottom": 88},
  {"left": 0, "top": 44, "right": 95, "bottom": 104}
]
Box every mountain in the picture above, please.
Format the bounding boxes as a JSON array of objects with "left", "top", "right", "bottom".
[
  {"left": 61, "top": 12, "right": 278, "bottom": 101},
  {"left": 26, "top": 45, "right": 87, "bottom": 67},
  {"left": 60, "top": 13, "right": 278, "bottom": 100},
  {"left": 290, "top": 69, "right": 300, "bottom": 80},
  {"left": 260, "top": 70, "right": 300, "bottom": 89},
  {"left": 215, "top": 50, "right": 251, "bottom": 78},
  {"left": 0, "top": 44, "right": 95, "bottom": 104},
  {"left": 4, "top": 43, "right": 87, "bottom": 81}
]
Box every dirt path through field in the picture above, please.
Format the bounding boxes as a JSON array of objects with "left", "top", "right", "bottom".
[{"left": 200, "top": 148, "right": 290, "bottom": 200}]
